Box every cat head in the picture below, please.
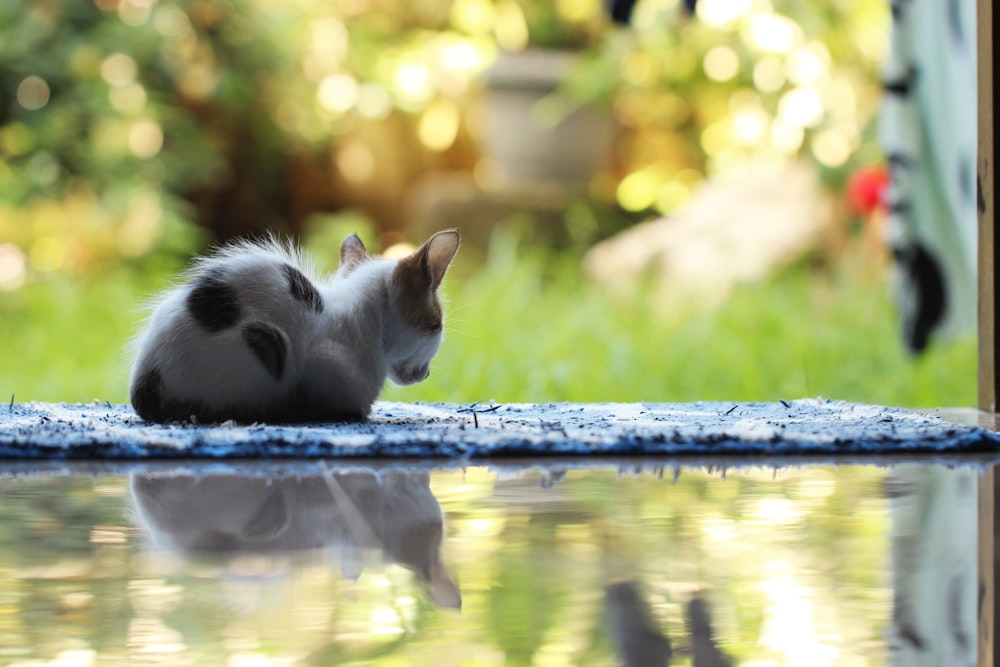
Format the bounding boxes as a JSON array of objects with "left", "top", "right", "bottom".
[{"left": 339, "top": 230, "right": 460, "bottom": 385}]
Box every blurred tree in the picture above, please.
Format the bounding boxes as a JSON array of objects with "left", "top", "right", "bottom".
[
  {"left": 0, "top": 0, "right": 887, "bottom": 277},
  {"left": 0, "top": 0, "right": 490, "bottom": 264},
  {"left": 0, "top": 0, "right": 307, "bottom": 244}
]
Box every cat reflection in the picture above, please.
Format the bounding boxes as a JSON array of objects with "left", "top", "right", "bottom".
[{"left": 130, "top": 470, "right": 461, "bottom": 609}]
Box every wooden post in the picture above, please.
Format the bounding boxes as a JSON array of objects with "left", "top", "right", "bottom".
[
  {"left": 979, "top": 3, "right": 999, "bottom": 666},
  {"left": 980, "top": 469, "right": 998, "bottom": 667},
  {"left": 979, "top": 0, "right": 998, "bottom": 413}
]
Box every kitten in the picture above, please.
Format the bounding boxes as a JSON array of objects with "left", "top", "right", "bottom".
[{"left": 129, "top": 230, "right": 460, "bottom": 424}]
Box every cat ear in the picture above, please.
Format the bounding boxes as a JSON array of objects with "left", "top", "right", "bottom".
[
  {"left": 426, "top": 561, "right": 462, "bottom": 610},
  {"left": 394, "top": 230, "right": 460, "bottom": 292},
  {"left": 421, "top": 230, "right": 460, "bottom": 290},
  {"left": 340, "top": 233, "right": 368, "bottom": 273}
]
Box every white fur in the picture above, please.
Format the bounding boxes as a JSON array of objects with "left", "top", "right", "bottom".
[{"left": 129, "top": 231, "right": 459, "bottom": 423}]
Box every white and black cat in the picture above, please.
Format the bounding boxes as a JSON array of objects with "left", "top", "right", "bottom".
[{"left": 129, "top": 230, "right": 460, "bottom": 423}]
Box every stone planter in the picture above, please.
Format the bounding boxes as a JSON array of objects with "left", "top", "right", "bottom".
[{"left": 479, "top": 49, "right": 615, "bottom": 185}]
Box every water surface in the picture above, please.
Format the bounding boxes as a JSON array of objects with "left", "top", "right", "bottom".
[{"left": 0, "top": 462, "right": 980, "bottom": 666}]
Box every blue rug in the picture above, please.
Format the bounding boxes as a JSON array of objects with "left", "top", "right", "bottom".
[{"left": 1, "top": 399, "right": 998, "bottom": 461}]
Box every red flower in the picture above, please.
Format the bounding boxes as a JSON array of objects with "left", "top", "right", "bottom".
[{"left": 846, "top": 165, "right": 890, "bottom": 217}]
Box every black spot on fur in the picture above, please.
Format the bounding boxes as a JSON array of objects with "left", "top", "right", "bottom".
[
  {"left": 243, "top": 321, "right": 287, "bottom": 381},
  {"left": 282, "top": 264, "right": 323, "bottom": 313},
  {"left": 131, "top": 367, "right": 166, "bottom": 422},
  {"left": 131, "top": 368, "right": 208, "bottom": 423},
  {"left": 187, "top": 269, "right": 241, "bottom": 332}
]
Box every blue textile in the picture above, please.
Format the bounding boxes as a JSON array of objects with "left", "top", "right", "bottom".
[{"left": 1, "top": 399, "right": 998, "bottom": 461}]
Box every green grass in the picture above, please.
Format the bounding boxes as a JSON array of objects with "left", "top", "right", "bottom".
[
  {"left": 384, "top": 233, "right": 977, "bottom": 408},
  {"left": 0, "top": 236, "right": 977, "bottom": 408},
  {"left": 0, "top": 263, "right": 179, "bottom": 404}
]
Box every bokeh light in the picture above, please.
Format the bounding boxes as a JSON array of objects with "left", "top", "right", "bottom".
[
  {"left": 450, "top": 0, "right": 496, "bottom": 35},
  {"left": 811, "top": 128, "right": 852, "bottom": 168},
  {"left": 787, "top": 43, "right": 829, "bottom": 85},
  {"left": 753, "top": 57, "right": 786, "bottom": 93},
  {"left": 747, "top": 13, "right": 800, "bottom": 54},
  {"left": 697, "top": 0, "right": 752, "bottom": 29},
  {"left": 101, "top": 53, "right": 138, "bottom": 87},
  {"left": 394, "top": 61, "right": 433, "bottom": 108},
  {"left": 317, "top": 74, "right": 360, "bottom": 114},
  {"left": 703, "top": 46, "right": 740, "bottom": 82},
  {"left": 419, "top": 99, "right": 461, "bottom": 151},
  {"left": 109, "top": 83, "right": 147, "bottom": 114},
  {"left": 16, "top": 76, "right": 50, "bottom": 111},
  {"left": 440, "top": 40, "right": 487, "bottom": 73},
  {"left": 153, "top": 4, "right": 192, "bottom": 39},
  {"left": 356, "top": 83, "right": 393, "bottom": 120},
  {"left": 118, "top": 0, "right": 152, "bottom": 27},
  {"left": 732, "top": 107, "right": 769, "bottom": 146},
  {"left": 337, "top": 140, "right": 376, "bottom": 184},
  {"left": 778, "top": 86, "right": 825, "bottom": 128},
  {"left": 128, "top": 120, "right": 163, "bottom": 158},
  {"left": 770, "top": 119, "right": 805, "bottom": 155},
  {"left": 0, "top": 243, "right": 27, "bottom": 291},
  {"left": 617, "top": 168, "right": 662, "bottom": 212},
  {"left": 311, "top": 18, "right": 349, "bottom": 64}
]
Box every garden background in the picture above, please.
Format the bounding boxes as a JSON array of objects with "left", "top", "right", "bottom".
[
  {"left": 0, "top": 0, "right": 975, "bottom": 407},
  {"left": 0, "top": 5, "right": 969, "bottom": 663}
]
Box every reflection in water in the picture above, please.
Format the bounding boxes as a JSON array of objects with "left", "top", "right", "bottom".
[
  {"left": 888, "top": 466, "right": 977, "bottom": 667},
  {"left": 605, "top": 581, "right": 672, "bottom": 666},
  {"left": 130, "top": 470, "right": 462, "bottom": 609},
  {"left": 0, "top": 463, "right": 981, "bottom": 664},
  {"left": 688, "top": 595, "right": 734, "bottom": 667},
  {"left": 604, "top": 582, "right": 732, "bottom": 667}
]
